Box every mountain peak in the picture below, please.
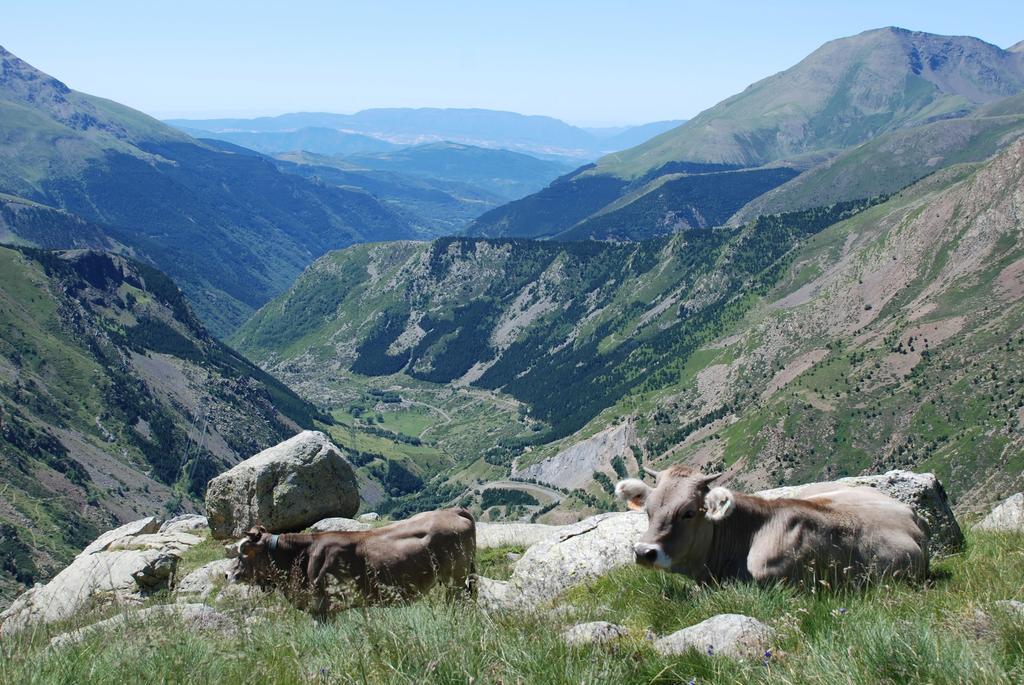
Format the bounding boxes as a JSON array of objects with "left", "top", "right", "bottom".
[
  {"left": 1010, "top": 39, "right": 1024, "bottom": 53},
  {"left": 0, "top": 45, "right": 72, "bottom": 99},
  {"left": 590, "top": 28, "right": 1024, "bottom": 176}
]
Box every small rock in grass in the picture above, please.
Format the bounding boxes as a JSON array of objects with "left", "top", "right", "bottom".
[
  {"left": 562, "top": 621, "right": 628, "bottom": 647},
  {"left": 654, "top": 614, "right": 775, "bottom": 660},
  {"left": 50, "top": 604, "right": 235, "bottom": 647}
]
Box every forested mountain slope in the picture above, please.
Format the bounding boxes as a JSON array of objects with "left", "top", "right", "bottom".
[
  {"left": 235, "top": 138, "right": 1024, "bottom": 522},
  {"left": 0, "top": 247, "right": 322, "bottom": 603},
  {"left": 233, "top": 198, "right": 882, "bottom": 445},
  {"left": 0, "top": 46, "right": 417, "bottom": 335},
  {"left": 637, "top": 139, "right": 1024, "bottom": 514}
]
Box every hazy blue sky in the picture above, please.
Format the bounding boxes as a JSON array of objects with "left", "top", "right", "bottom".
[{"left": 4, "top": 1, "right": 1023, "bottom": 126}]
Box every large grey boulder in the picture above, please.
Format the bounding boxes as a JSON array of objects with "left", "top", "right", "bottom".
[
  {"left": 654, "top": 614, "right": 775, "bottom": 660},
  {"left": 758, "top": 470, "right": 964, "bottom": 555},
  {"left": 0, "top": 519, "right": 202, "bottom": 635},
  {"left": 974, "top": 493, "right": 1024, "bottom": 532},
  {"left": 476, "top": 576, "right": 519, "bottom": 612},
  {"left": 50, "top": 604, "right": 235, "bottom": 648},
  {"left": 487, "top": 512, "right": 646, "bottom": 608},
  {"left": 205, "top": 431, "right": 358, "bottom": 539}
]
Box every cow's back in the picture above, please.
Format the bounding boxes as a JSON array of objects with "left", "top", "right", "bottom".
[
  {"left": 358, "top": 508, "right": 476, "bottom": 596},
  {"left": 744, "top": 486, "right": 927, "bottom": 584},
  {"left": 802, "top": 485, "right": 928, "bottom": 580}
]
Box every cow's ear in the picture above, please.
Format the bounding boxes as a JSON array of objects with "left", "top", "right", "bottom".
[
  {"left": 704, "top": 486, "right": 735, "bottom": 521},
  {"left": 615, "top": 479, "right": 652, "bottom": 511},
  {"left": 246, "top": 527, "right": 263, "bottom": 543}
]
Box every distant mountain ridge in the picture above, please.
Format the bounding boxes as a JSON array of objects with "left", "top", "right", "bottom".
[
  {"left": 167, "top": 109, "right": 688, "bottom": 161},
  {"left": 469, "top": 27, "right": 1024, "bottom": 241},
  {"left": 596, "top": 27, "right": 1024, "bottom": 176},
  {"left": 0, "top": 46, "right": 422, "bottom": 335}
]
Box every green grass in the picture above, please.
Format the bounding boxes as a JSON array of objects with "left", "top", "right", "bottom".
[
  {"left": 175, "top": 536, "right": 227, "bottom": 578},
  {"left": 4, "top": 531, "right": 1024, "bottom": 684}
]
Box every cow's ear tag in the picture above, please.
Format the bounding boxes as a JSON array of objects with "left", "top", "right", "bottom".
[{"left": 626, "top": 498, "right": 645, "bottom": 511}]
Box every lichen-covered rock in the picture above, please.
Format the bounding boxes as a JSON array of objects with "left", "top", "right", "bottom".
[
  {"left": 476, "top": 576, "right": 518, "bottom": 612},
  {"left": 174, "top": 559, "right": 234, "bottom": 602},
  {"left": 0, "top": 519, "right": 202, "bottom": 635},
  {"left": 491, "top": 512, "right": 646, "bottom": 606},
  {"left": 974, "top": 493, "right": 1024, "bottom": 532},
  {"left": 82, "top": 516, "right": 162, "bottom": 554},
  {"left": 758, "top": 470, "right": 963, "bottom": 555},
  {"left": 654, "top": 614, "right": 775, "bottom": 660},
  {"left": 562, "top": 621, "right": 628, "bottom": 647},
  {"left": 309, "top": 517, "right": 371, "bottom": 533},
  {"left": 159, "top": 514, "right": 209, "bottom": 534},
  {"left": 50, "top": 604, "right": 236, "bottom": 648},
  {"left": 205, "top": 431, "right": 358, "bottom": 539},
  {"left": 358, "top": 512, "right": 380, "bottom": 522}
]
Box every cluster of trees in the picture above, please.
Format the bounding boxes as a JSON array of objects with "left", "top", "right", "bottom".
[{"left": 480, "top": 488, "right": 540, "bottom": 509}]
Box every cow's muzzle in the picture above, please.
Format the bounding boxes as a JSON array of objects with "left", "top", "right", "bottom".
[{"left": 633, "top": 542, "right": 663, "bottom": 567}]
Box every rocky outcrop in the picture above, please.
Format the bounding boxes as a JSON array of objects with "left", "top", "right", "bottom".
[
  {"left": 476, "top": 522, "right": 564, "bottom": 548},
  {"left": 50, "top": 604, "right": 235, "bottom": 648},
  {"left": 174, "top": 559, "right": 234, "bottom": 602},
  {"left": 0, "top": 518, "right": 202, "bottom": 635},
  {"left": 159, "top": 515, "right": 209, "bottom": 535},
  {"left": 654, "top": 614, "right": 775, "bottom": 660},
  {"left": 205, "top": 431, "right": 358, "bottom": 539},
  {"left": 482, "top": 512, "right": 646, "bottom": 608},
  {"left": 309, "top": 517, "right": 371, "bottom": 533},
  {"left": 974, "top": 493, "right": 1024, "bottom": 532},
  {"left": 513, "top": 421, "right": 635, "bottom": 490},
  {"left": 758, "top": 470, "right": 964, "bottom": 555}
]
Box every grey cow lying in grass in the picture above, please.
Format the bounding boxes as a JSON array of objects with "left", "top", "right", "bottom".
[
  {"left": 227, "top": 507, "right": 477, "bottom": 613},
  {"left": 616, "top": 465, "right": 928, "bottom": 586}
]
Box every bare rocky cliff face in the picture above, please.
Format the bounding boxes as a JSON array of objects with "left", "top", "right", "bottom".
[{"left": 513, "top": 421, "right": 636, "bottom": 490}]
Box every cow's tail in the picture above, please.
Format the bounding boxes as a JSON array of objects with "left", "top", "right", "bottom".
[
  {"left": 455, "top": 507, "right": 479, "bottom": 599},
  {"left": 467, "top": 557, "right": 478, "bottom": 600}
]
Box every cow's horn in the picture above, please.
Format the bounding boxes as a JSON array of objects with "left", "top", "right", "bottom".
[{"left": 642, "top": 466, "right": 660, "bottom": 480}]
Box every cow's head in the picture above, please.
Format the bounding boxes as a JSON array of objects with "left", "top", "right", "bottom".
[
  {"left": 616, "top": 466, "right": 725, "bottom": 574},
  {"left": 226, "top": 526, "right": 274, "bottom": 584}
]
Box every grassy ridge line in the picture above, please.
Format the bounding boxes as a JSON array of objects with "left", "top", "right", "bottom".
[{"left": 1, "top": 531, "right": 1022, "bottom": 683}]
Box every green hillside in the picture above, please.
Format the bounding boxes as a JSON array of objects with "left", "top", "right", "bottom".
[
  {"left": 595, "top": 27, "right": 1024, "bottom": 177},
  {"left": 0, "top": 246, "right": 323, "bottom": 603},
  {"left": 235, "top": 137, "right": 1024, "bottom": 522},
  {"left": 731, "top": 94, "right": 1024, "bottom": 223},
  {"left": 469, "top": 28, "right": 1024, "bottom": 242},
  {"left": 0, "top": 46, "right": 417, "bottom": 336}
]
